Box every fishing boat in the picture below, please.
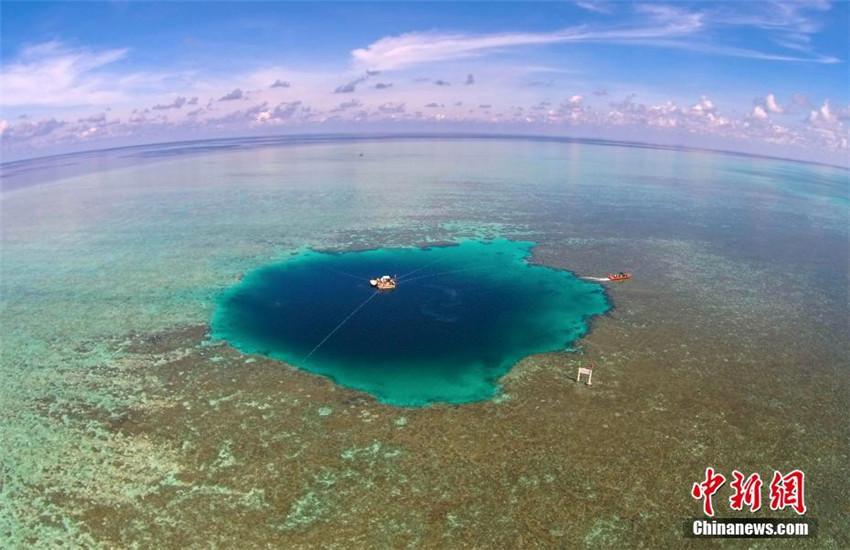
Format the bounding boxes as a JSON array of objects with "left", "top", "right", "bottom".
[
  {"left": 370, "top": 275, "right": 397, "bottom": 290},
  {"left": 607, "top": 272, "right": 632, "bottom": 282}
]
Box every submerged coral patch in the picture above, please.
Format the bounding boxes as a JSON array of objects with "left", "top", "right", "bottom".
[{"left": 211, "top": 239, "right": 609, "bottom": 405}]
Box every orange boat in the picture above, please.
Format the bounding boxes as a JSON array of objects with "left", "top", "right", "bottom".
[
  {"left": 370, "top": 275, "right": 397, "bottom": 291},
  {"left": 607, "top": 272, "right": 632, "bottom": 282}
]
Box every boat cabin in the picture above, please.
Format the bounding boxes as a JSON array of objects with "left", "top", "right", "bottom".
[
  {"left": 370, "top": 275, "right": 397, "bottom": 290},
  {"left": 607, "top": 272, "right": 632, "bottom": 282}
]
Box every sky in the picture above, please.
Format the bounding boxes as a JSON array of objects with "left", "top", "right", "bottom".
[{"left": 1, "top": 1, "right": 848, "bottom": 165}]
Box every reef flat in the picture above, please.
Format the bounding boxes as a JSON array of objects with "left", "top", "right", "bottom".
[{"left": 1, "top": 137, "right": 847, "bottom": 548}]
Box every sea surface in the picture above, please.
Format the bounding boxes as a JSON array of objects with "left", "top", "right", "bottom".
[
  {"left": 211, "top": 239, "right": 609, "bottom": 405},
  {"left": 1, "top": 136, "right": 847, "bottom": 548}
]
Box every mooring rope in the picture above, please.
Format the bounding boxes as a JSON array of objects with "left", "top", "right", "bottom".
[
  {"left": 326, "top": 268, "right": 370, "bottom": 282},
  {"left": 400, "top": 265, "right": 494, "bottom": 285},
  {"left": 301, "top": 291, "right": 378, "bottom": 363},
  {"left": 397, "top": 257, "right": 444, "bottom": 280}
]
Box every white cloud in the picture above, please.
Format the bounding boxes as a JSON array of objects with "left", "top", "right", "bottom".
[
  {"left": 152, "top": 96, "right": 191, "bottom": 110},
  {"left": 350, "top": 3, "right": 838, "bottom": 73},
  {"left": 635, "top": 4, "right": 704, "bottom": 29},
  {"left": 334, "top": 75, "right": 368, "bottom": 94},
  {"left": 603, "top": 94, "right": 738, "bottom": 133},
  {"left": 689, "top": 95, "right": 716, "bottom": 115},
  {"left": 805, "top": 100, "right": 848, "bottom": 150},
  {"left": 331, "top": 99, "right": 362, "bottom": 112},
  {"left": 751, "top": 105, "right": 769, "bottom": 120},
  {"left": 351, "top": 20, "right": 693, "bottom": 70},
  {"left": 712, "top": 1, "right": 831, "bottom": 35},
  {"left": 699, "top": 1, "right": 838, "bottom": 62},
  {"left": 270, "top": 101, "right": 304, "bottom": 121},
  {"left": 4, "top": 89, "right": 848, "bottom": 162},
  {"left": 218, "top": 89, "right": 244, "bottom": 101},
  {"left": 808, "top": 101, "right": 837, "bottom": 127},
  {"left": 1, "top": 37, "right": 844, "bottom": 163},
  {"left": 575, "top": 1, "right": 613, "bottom": 14},
  {"left": 351, "top": 13, "right": 702, "bottom": 71},
  {"left": 1, "top": 118, "right": 67, "bottom": 142},
  {"left": 625, "top": 39, "right": 839, "bottom": 63},
  {"left": 377, "top": 102, "right": 406, "bottom": 114},
  {"left": 1, "top": 41, "right": 129, "bottom": 107},
  {"left": 765, "top": 93, "right": 783, "bottom": 114},
  {"left": 557, "top": 95, "right": 588, "bottom": 121}
]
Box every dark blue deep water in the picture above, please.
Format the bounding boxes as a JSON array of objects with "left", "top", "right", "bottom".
[{"left": 211, "top": 239, "right": 610, "bottom": 405}]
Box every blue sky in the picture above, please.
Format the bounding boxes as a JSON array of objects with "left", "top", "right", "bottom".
[{"left": 1, "top": 1, "right": 848, "bottom": 164}]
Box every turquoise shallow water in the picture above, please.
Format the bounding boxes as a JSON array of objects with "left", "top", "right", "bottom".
[
  {"left": 211, "top": 239, "right": 610, "bottom": 405},
  {"left": 1, "top": 137, "right": 848, "bottom": 547}
]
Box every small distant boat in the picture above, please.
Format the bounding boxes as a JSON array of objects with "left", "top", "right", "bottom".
[
  {"left": 370, "top": 274, "right": 397, "bottom": 290},
  {"left": 607, "top": 272, "right": 632, "bottom": 282}
]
